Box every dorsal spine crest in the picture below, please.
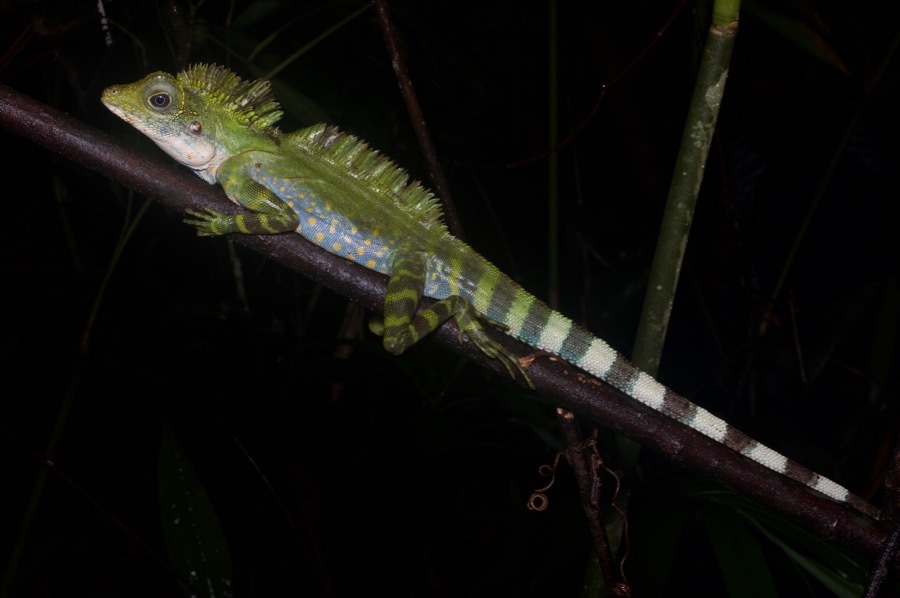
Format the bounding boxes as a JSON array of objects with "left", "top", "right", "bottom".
[
  {"left": 290, "top": 124, "right": 447, "bottom": 233},
  {"left": 178, "top": 63, "right": 283, "bottom": 132}
]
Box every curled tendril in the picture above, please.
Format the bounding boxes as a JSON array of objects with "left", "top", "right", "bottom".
[
  {"left": 526, "top": 452, "right": 564, "bottom": 510},
  {"left": 526, "top": 492, "right": 549, "bottom": 512}
]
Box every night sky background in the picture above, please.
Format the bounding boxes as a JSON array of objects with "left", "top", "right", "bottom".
[{"left": 1, "top": 1, "right": 898, "bottom": 596}]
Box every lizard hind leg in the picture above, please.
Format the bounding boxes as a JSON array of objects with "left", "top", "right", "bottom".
[{"left": 381, "top": 252, "right": 532, "bottom": 387}]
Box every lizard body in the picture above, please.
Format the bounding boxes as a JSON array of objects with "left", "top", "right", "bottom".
[{"left": 101, "top": 64, "right": 877, "bottom": 519}]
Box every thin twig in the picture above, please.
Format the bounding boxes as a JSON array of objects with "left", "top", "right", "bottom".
[{"left": 372, "top": 0, "right": 463, "bottom": 237}]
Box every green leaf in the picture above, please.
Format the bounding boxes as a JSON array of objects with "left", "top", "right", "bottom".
[
  {"left": 739, "top": 509, "right": 866, "bottom": 598},
  {"left": 751, "top": 521, "right": 862, "bottom": 598},
  {"left": 701, "top": 505, "right": 779, "bottom": 598},
  {"left": 158, "top": 426, "right": 234, "bottom": 598},
  {"left": 694, "top": 487, "right": 867, "bottom": 596}
]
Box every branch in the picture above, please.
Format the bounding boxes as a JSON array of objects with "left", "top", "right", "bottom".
[{"left": 0, "top": 83, "right": 886, "bottom": 557}]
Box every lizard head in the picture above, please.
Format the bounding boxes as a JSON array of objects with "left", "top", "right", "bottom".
[{"left": 101, "top": 64, "right": 283, "bottom": 179}]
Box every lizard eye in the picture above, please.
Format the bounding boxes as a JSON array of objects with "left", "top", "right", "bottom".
[
  {"left": 189, "top": 121, "right": 202, "bottom": 135},
  {"left": 148, "top": 92, "right": 171, "bottom": 110}
]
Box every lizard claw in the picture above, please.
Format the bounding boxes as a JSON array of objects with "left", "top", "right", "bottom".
[
  {"left": 184, "top": 208, "right": 225, "bottom": 236},
  {"left": 461, "top": 320, "right": 534, "bottom": 389}
]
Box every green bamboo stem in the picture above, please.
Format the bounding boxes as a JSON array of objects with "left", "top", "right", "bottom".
[
  {"left": 614, "top": 5, "right": 740, "bottom": 537},
  {"left": 631, "top": 10, "right": 739, "bottom": 375}
]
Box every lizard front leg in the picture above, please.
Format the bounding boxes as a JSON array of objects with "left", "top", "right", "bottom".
[
  {"left": 184, "top": 155, "right": 300, "bottom": 236},
  {"left": 380, "top": 252, "right": 532, "bottom": 386}
]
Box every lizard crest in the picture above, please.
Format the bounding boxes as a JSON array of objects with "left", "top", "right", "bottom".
[
  {"left": 286, "top": 124, "right": 447, "bottom": 233},
  {"left": 177, "top": 63, "right": 283, "bottom": 133},
  {"left": 103, "top": 64, "right": 446, "bottom": 232}
]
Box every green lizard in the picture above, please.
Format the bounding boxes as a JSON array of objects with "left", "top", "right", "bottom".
[{"left": 101, "top": 64, "right": 877, "bottom": 519}]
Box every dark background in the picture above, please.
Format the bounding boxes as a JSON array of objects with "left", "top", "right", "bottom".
[{"left": 1, "top": 1, "right": 897, "bottom": 595}]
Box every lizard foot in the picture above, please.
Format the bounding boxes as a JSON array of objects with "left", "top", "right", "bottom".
[
  {"left": 184, "top": 208, "right": 227, "bottom": 236},
  {"left": 459, "top": 319, "right": 534, "bottom": 389}
]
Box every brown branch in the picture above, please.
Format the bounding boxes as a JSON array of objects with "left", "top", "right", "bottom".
[
  {"left": 0, "top": 82, "right": 888, "bottom": 559},
  {"left": 555, "top": 409, "right": 622, "bottom": 592},
  {"left": 864, "top": 519, "right": 900, "bottom": 598}
]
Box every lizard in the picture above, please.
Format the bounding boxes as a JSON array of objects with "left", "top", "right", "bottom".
[{"left": 101, "top": 63, "right": 878, "bottom": 520}]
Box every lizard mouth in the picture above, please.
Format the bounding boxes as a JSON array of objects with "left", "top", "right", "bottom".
[
  {"left": 100, "top": 90, "right": 134, "bottom": 125},
  {"left": 107, "top": 106, "right": 134, "bottom": 125}
]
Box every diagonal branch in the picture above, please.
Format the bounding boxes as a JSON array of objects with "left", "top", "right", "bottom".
[{"left": 0, "top": 83, "right": 886, "bottom": 557}]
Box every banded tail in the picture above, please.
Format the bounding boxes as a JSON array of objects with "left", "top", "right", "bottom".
[{"left": 456, "top": 252, "right": 878, "bottom": 519}]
